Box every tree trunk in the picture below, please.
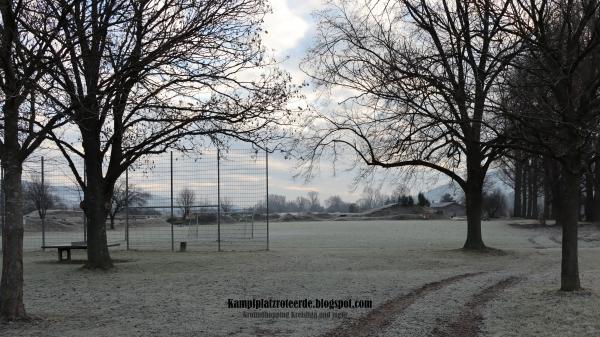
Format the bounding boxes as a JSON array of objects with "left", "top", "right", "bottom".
[
  {"left": 83, "top": 177, "right": 113, "bottom": 269},
  {"left": 594, "top": 160, "right": 600, "bottom": 223},
  {"left": 522, "top": 166, "right": 528, "bottom": 218},
  {"left": 0, "top": 159, "right": 27, "bottom": 320},
  {"left": 109, "top": 214, "right": 115, "bottom": 230},
  {"left": 558, "top": 167, "right": 581, "bottom": 291},
  {"left": 527, "top": 164, "right": 534, "bottom": 218},
  {"left": 0, "top": 94, "right": 28, "bottom": 320},
  {"left": 82, "top": 134, "right": 113, "bottom": 270},
  {"left": 584, "top": 171, "right": 594, "bottom": 222},
  {"left": 463, "top": 154, "right": 486, "bottom": 250},
  {"left": 514, "top": 158, "right": 522, "bottom": 217},
  {"left": 542, "top": 188, "right": 550, "bottom": 225},
  {"left": 531, "top": 161, "right": 539, "bottom": 219},
  {"left": 542, "top": 158, "right": 553, "bottom": 224},
  {"left": 550, "top": 160, "right": 561, "bottom": 221}
]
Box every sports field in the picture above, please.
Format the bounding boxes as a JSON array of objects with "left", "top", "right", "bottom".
[{"left": 3, "top": 220, "right": 600, "bottom": 337}]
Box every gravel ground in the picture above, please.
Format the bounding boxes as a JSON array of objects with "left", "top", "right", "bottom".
[{"left": 1, "top": 219, "right": 599, "bottom": 337}]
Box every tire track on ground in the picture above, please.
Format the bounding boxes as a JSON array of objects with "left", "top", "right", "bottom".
[
  {"left": 431, "top": 275, "right": 523, "bottom": 337},
  {"left": 320, "top": 272, "right": 485, "bottom": 337}
]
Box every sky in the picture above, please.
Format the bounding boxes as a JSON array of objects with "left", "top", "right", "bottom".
[
  {"left": 23, "top": 0, "right": 460, "bottom": 206},
  {"left": 259, "top": 0, "right": 454, "bottom": 203}
]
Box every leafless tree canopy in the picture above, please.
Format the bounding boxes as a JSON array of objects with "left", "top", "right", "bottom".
[
  {"left": 108, "top": 180, "right": 149, "bottom": 229},
  {"left": 325, "top": 195, "right": 347, "bottom": 212},
  {"left": 307, "top": 191, "right": 321, "bottom": 211},
  {"left": 358, "top": 187, "right": 385, "bottom": 210},
  {"left": 0, "top": 0, "right": 68, "bottom": 320},
  {"left": 29, "top": 0, "right": 297, "bottom": 269},
  {"left": 0, "top": 2, "right": 67, "bottom": 161},
  {"left": 220, "top": 197, "right": 234, "bottom": 213},
  {"left": 24, "top": 176, "right": 55, "bottom": 220},
  {"left": 177, "top": 188, "right": 195, "bottom": 220},
  {"left": 299, "top": 0, "right": 520, "bottom": 182},
  {"left": 506, "top": 0, "right": 600, "bottom": 163},
  {"left": 482, "top": 188, "right": 507, "bottom": 218},
  {"left": 45, "top": 0, "right": 296, "bottom": 188},
  {"left": 503, "top": 0, "right": 600, "bottom": 291},
  {"left": 299, "top": 0, "right": 522, "bottom": 249}
]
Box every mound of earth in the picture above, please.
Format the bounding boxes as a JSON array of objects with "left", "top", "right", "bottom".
[
  {"left": 22, "top": 203, "right": 453, "bottom": 231},
  {"left": 273, "top": 212, "right": 336, "bottom": 222},
  {"left": 363, "top": 203, "right": 431, "bottom": 217},
  {"left": 23, "top": 209, "right": 85, "bottom": 232},
  {"left": 268, "top": 204, "right": 448, "bottom": 222}
]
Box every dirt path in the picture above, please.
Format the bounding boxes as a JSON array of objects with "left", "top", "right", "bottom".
[
  {"left": 321, "top": 272, "right": 524, "bottom": 337},
  {"left": 430, "top": 276, "right": 523, "bottom": 337},
  {"left": 320, "top": 272, "right": 485, "bottom": 337}
]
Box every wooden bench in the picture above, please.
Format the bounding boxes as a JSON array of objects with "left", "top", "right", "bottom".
[{"left": 42, "top": 241, "right": 120, "bottom": 261}]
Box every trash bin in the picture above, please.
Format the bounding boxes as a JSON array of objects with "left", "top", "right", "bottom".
[{"left": 179, "top": 241, "right": 187, "bottom": 252}]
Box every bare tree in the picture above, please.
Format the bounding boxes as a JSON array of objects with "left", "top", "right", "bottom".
[
  {"left": 497, "top": 152, "right": 525, "bottom": 217},
  {"left": 325, "top": 195, "right": 347, "bottom": 212},
  {"left": 294, "top": 196, "right": 310, "bottom": 212},
  {"left": 177, "top": 188, "right": 196, "bottom": 220},
  {"left": 506, "top": 0, "right": 600, "bottom": 290},
  {"left": 266, "top": 194, "right": 286, "bottom": 213},
  {"left": 307, "top": 191, "right": 321, "bottom": 211},
  {"left": 482, "top": 189, "right": 507, "bottom": 218},
  {"left": 390, "top": 185, "right": 409, "bottom": 204},
  {"left": 220, "top": 197, "right": 234, "bottom": 213},
  {"left": 41, "top": 0, "right": 296, "bottom": 268},
  {"left": 108, "top": 180, "right": 149, "bottom": 230},
  {"left": 358, "top": 187, "right": 384, "bottom": 210},
  {"left": 299, "top": 0, "right": 522, "bottom": 250},
  {"left": 0, "top": 0, "right": 67, "bottom": 320},
  {"left": 24, "top": 176, "right": 55, "bottom": 220},
  {"left": 498, "top": 152, "right": 546, "bottom": 219}
]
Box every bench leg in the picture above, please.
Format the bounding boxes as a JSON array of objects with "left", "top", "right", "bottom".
[{"left": 58, "top": 248, "right": 72, "bottom": 262}]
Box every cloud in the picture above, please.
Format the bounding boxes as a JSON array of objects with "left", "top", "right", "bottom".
[
  {"left": 276, "top": 184, "right": 318, "bottom": 192},
  {"left": 268, "top": 156, "right": 295, "bottom": 173},
  {"left": 262, "top": 0, "right": 310, "bottom": 56}
]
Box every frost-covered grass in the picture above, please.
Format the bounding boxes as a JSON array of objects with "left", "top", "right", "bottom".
[{"left": 3, "top": 220, "right": 600, "bottom": 336}]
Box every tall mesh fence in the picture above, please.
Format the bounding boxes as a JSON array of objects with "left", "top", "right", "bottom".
[
  {"left": 219, "top": 149, "right": 269, "bottom": 250},
  {"left": 1, "top": 148, "right": 269, "bottom": 252}
]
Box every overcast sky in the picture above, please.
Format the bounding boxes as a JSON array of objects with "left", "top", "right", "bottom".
[
  {"left": 259, "top": 0, "right": 455, "bottom": 203},
  {"left": 27, "top": 0, "right": 454, "bottom": 205}
]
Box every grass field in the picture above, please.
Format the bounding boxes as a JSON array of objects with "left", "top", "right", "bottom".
[{"left": 2, "top": 220, "right": 600, "bottom": 337}]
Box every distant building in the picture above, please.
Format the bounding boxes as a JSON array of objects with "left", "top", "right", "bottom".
[{"left": 430, "top": 202, "right": 466, "bottom": 217}]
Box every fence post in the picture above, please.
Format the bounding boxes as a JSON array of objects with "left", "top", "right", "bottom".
[
  {"left": 0, "top": 165, "right": 3, "bottom": 251},
  {"left": 83, "top": 162, "right": 87, "bottom": 242},
  {"left": 41, "top": 156, "right": 45, "bottom": 250},
  {"left": 217, "top": 149, "right": 221, "bottom": 252},
  {"left": 125, "top": 168, "right": 129, "bottom": 250},
  {"left": 265, "top": 149, "right": 269, "bottom": 251},
  {"left": 170, "top": 151, "right": 174, "bottom": 252}
]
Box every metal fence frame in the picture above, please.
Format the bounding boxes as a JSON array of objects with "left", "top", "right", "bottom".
[{"left": 1, "top": 148, "right": 270, "bottom": 252}]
